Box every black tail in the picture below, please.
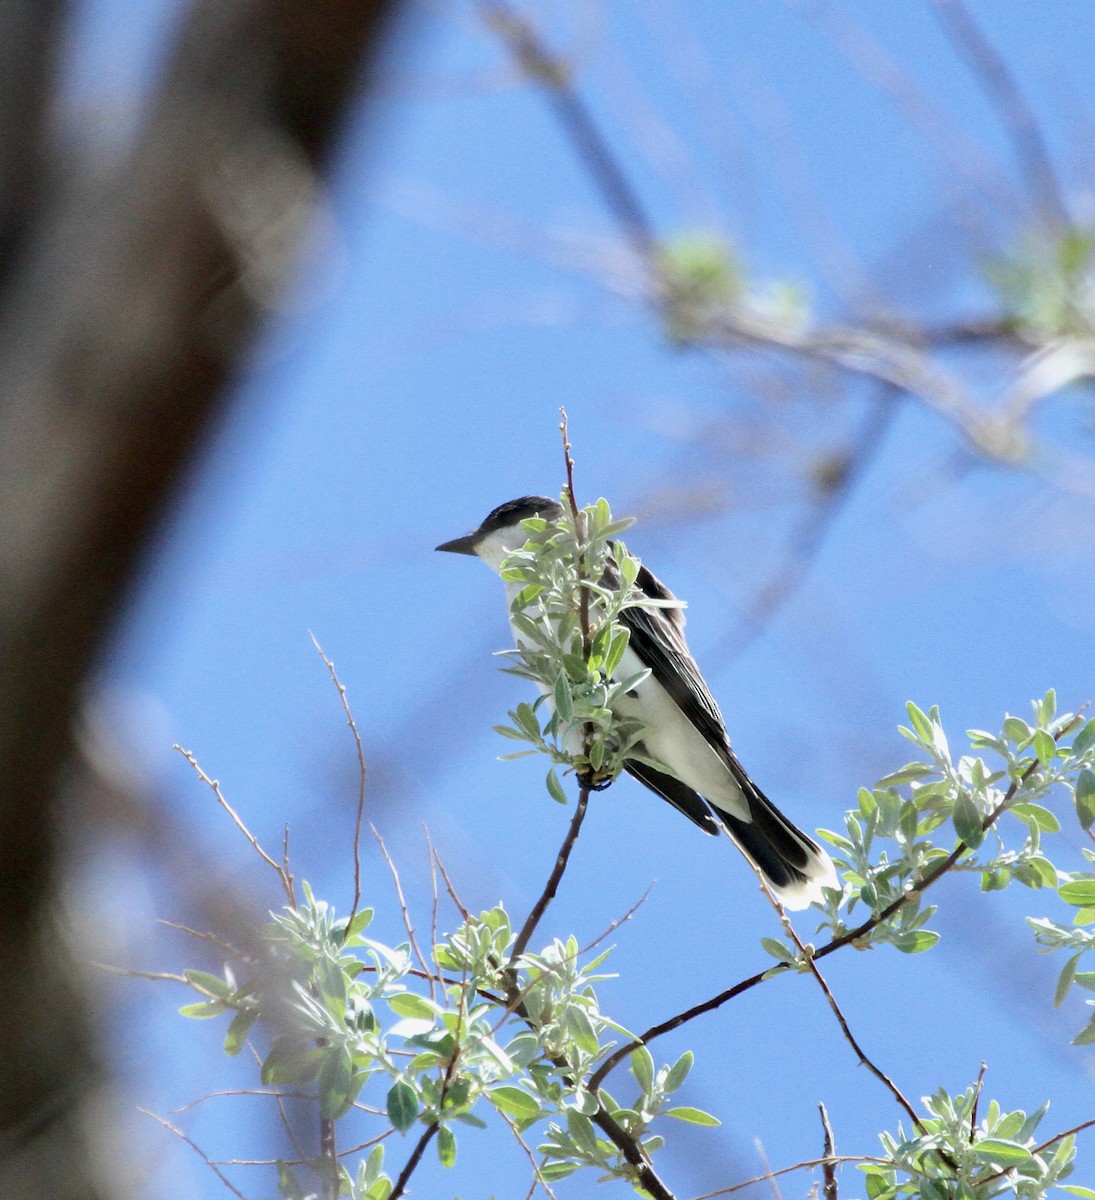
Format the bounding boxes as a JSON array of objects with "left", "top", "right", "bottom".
[{"left": 716, "top": 760, "right": 837, "bottom": 910}]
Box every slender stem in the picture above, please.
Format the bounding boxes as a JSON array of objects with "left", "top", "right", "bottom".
[
  {"left": 510, "top": 784, "right": 589, "bottom": 964},
  {"left": 589, "top": 737, "right": 1069, "bottom": 1090},
  {"left": 819, "top": 1106, "right": 838, "bottom": 1200},
  {"left": 390, "top": 1123, "right": 440, "bottom": 1199},
  {"left": 310, "top": 632, "right": 367, "bottom": 935}
]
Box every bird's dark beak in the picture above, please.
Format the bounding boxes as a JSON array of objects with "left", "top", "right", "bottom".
[{"left": 435, "top": 533, "right": 480, "bottom": 556}]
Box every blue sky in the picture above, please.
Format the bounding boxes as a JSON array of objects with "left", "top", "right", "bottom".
[{"left": 63, "top": 2, "right": 1095, "bottom": 1196}]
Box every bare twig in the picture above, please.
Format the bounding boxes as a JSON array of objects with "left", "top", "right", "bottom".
[
  {"left": 139, "top": 1108, "right": 247, "bottom": 1200},
  {"left": 970, "top": 1061, "right": 987, "bottom": 1141},
  {"left": 390, "top": 1123, "right": 440, "bottom": 1200},
  {"left": 372, "top": 824, "right": 432, "bottom": 984},
  {"left": 509, "top": 784, "right": 590, "bottom": 964},
  {"left": 590, "top": 729, "right": 1072, "bottom": 1089},
  {"left": 578, "top": 882, "right": 655, "bottom": 955},
  {"left": 711, "top": 384, "right": 901, "bottom": 663},
  {"left": 311, "top": 632, "right": 367, "bottom": 932},
  {"left": 479, "top": 2, "right": 656, "bottom": 264},
  {"left": 501, "top": 1110, "right": 560, "bottom": 1200},
  {"left": 432, "top": 845, "right": 472, "bottom": 922},
  {"left": 753, "top": 1138, "right": 784, "bottom": 1200},
  {"left": 175, "top": 745, "right": 296, "bottom": 907},
  {"left": 88, "top": 962, "right": 189, "bottom": 985},
  {"left": 819, "top": 1105, "right": 838, "bottom": 1200},
  {"left": 930, "top": 0, "right": 1068, "bottom": 227},
  {"left": 691, "top": 1155, "right": 889, "bottom": 1200},
  {"left": 157, "top": 918, "right": 249, "bottom": 961},
  {"left": 242, "top": 1043, "right": 310, "bottom": 1167},
  {"left": 763, "top": 882, "right": 935, "bottom": 1152}
]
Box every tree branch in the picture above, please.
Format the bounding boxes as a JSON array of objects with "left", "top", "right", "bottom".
[{"left": 590, "top": 734, "right": 1068, "bottom": 1090}]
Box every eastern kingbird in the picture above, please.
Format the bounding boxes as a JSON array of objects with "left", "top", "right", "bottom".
[{"left": 437, "top": 495, "right": 837, "bottom": 910}]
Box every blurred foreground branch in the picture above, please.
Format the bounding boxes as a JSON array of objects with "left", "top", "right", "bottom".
[{"left": 0, "top": 2, "right": 400, "bottom": 1196}]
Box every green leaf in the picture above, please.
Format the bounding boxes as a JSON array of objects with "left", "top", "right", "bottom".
[
  {"left": 952, "top": 790, "right": 984, "bottom": 848},
  {"left": 436, "top": 1125, "right": 456, "bottom": 1168},
  {"left": 178, "top": 1001, "right": 229, "bottom": 1019},
  {"left": 906, "top": 702, "right": 934, "bottom": 744},
  {"left": 876, "top": 763, "right": 933, "bottom": 787},
  {"left": 1072, "top": 720, "right": 1095, "bottom": 758},
  {"left": 546, "top": 768, "right": 568, "bottom": 805},
  {"left": 605, "top": 629, "right": 631, "bottom": 679},
  {"left": 1033, "top": 729, "right": 1057, "bottom": 764},
  {"left": 664, "top": 1051, "right": 693, "bottom": 1094},
  {"left": 1073, "top": 1019, "right": 1095, "bottom": 1046},
  {"left": 224, "top": 1007, "right": 258, "bottom": 1055},
  {"left": 1058, "top": 879, "right": 1095, "bottom": 907},
  {"left": 389, "top": 993, "right": 438, "bottom": 1021},
  {"left": 665, "top": 1106, "right": 721, "bottom": 1127},
  {"left": 343, "top": 907, "right": 374, "bottom": 942},
  {"left": 183, "top": 969, "right": 232, "bottom": 1000},
  {"left": 630, "top": 1046, "right": 655, "bottom": 1097},
  {"left": 553, "top": 674, "right": 574, "bottom": 722},
  {"left": 261, "top": 1043, "right": 326, "bottom": 1085},
  {"left": 1011, "top": 802, "right": 1061, "bottom": 833},
  {"left": 970, "top": 1138, "right": 1033, "bottom": 1165},
  {"left": 1076, "top": 769, "right": 1095, "bottom": 830},
  {"left": 760, "top": 937, "right": 794, "bottom": 963},
  {"left": 490, "top": 1085, "right": 541, "bottom": 1121},
  {"left": 892, "top": 930, "right": 940, "bottom": 954},
  {"left": 1055, "top": 952, "right": 1082, "bottom": 1007},
  {"left": 511, "top": 584, "right": 545, "bottom": 611},
  {"left": 1060, "top": 1187, "right": 1095, "bottom": 1199},
  {"left": 539, "top": 1161, "right": 580, "bottom": 1182},
  {"left": 493, "top": 724, "right": 529, "bottom": 742},
  {"left": 1004, "top": 716, "right": 1032, "bottom": 744},
  {"left": 318, "top": 1049, "right": 355, "bottom": 1120},
  {"left": 387, "top": 1080, "right": 419, "bottom": 1133}
]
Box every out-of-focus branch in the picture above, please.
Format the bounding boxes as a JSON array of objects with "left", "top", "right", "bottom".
[
  {"left": 480, "top": 0, "right": 656, "bottom": 264},
  {"left": 709, "top": 385, "right": 900, "bottom": 664},
  {"left": 0, "top": 2, "right": 64, "bottom": 295},
  {"left": 472, "top": 2, "right": 1050, "bottom": 465},
  {"left": 930, "top": 0, "right": 1069, "bottom": 229},
  {"left": 0, "top": 3, "right": 401, "bottom": 1198}
]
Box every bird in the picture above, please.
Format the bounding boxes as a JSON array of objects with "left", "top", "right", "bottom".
[{"left": 436, "top": 495, "right": 837, "bottom": 910}]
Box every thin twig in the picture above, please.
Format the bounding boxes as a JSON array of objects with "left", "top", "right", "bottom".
[
  {"left": 578, "top": 882, "right": 655, "bottom": 955},
  {"left": 711, "top": 385, "right": 900, "bottom": 664},
  {"left": 247, "top": 1043, "right": 310, "bottom": 1166},
  {"left": 589, "top": 730, "right": 1071, "bottom": 1089},
  {"left": 819, "top": 1105, "right": 838, "bottom": 1200},
  {"left": 157, "top": 919, "right": 248, "bottom": 961},
  {"left": 479, "top": 2, "right": 657, "bottom": 264},
  {"left": 425, "top": 824, "right": 441, "bottom": 1000},
  {"left": 139, "top": 1108, "right": 247, "bottom": 1200},
  {"left": 501, "top": 1111, "right": 560, "bottom": 1200},
  {"left": 977, "top": 1117, "right": 1095, "bottom": 1187},
  {"left": 753, "top": 1138, "right": 784, "bottom": 1200},
  {"left": 432, "top": 845, "right": 472, "bottom": 922},
  {"left": 509, "top": 784, "right": 590, "bottom": 964},
  {"left": 175, "top": 745, "right": 295, "bottom": 907},
  {"left": 372, "top": 823, "right": 432, "bottom": 982},
  {"left": 690, "top": 1155, "right": 889, "bottom": 1200},
  {"left": 88, "top": 961, "right": 188, "bottom": 984},
  {"left": 311, "top": 631, "right": 366, "bottom": 933},
  {"left": 390, "top": 1124, "right": 440, "bottom": 1199},
  {"left": 970, "top": 1061, "right": 987, "bottom": 1141},
  {"left": 763, "top": 880, "right": 936, "bottom": 1152},
  {"left": 171, "top": 1088, "right": 310, "bottom": 1113}
]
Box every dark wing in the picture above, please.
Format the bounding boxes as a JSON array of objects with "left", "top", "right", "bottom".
[
  {"left": 615, "top": 557, "right": 736, "bottom": 766},
  {"left": 623, "top": 760, "right": 720, "bottom": 835}
]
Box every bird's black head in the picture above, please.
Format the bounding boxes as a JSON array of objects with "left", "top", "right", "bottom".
[{"left": 435, "top": 495, "right": 563, "bottom": 557}]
